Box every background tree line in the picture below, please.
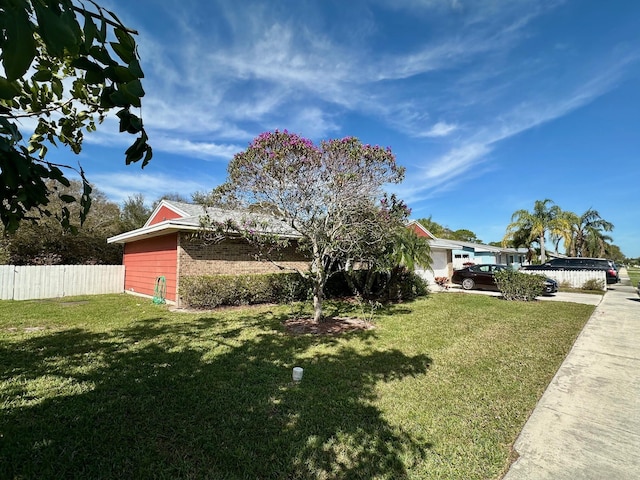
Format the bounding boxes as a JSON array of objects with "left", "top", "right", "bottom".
[
  {"left": 418, "top": 199, "right": 626, "bottom": 264},
  {"left": 0, "top": 185, "right": 190, "bottom": 265}
]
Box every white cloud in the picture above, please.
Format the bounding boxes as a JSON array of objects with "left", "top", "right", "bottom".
[
  {"left": 151, "top": 137, "right": 241, "bottom": 161},
  {"left": 89, "top": 172, "right": 217, "bottom": 205},
  {"left": 422, "top": 121, "right": 458, "bottom": 137}
]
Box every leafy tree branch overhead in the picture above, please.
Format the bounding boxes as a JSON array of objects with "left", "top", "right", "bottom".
[{"left": 0, "top": 0, "right": 152, "bottom": 232}]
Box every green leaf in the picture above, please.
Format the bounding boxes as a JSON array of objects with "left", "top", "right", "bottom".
[
  {"left": 128, "top": 58, "right": 144, "bottom": 79},
  {"left": 85, "top": 68, "right": 106, "bottom": 84},
  {"left": 110, "top": 41, "right": 134, "bottom": 64},
  {"left": 59, "top": 194, "right": 76, "bottom": 203},
  {"left": 142, "top": 145, "right": 153, "bottom": 168},
  {"left": 32, "top": 70, "right": 53, "bottom": 82},
  {"left": 108, "top": 89, "right": 133, "bottom": 107},
  {"left": 0, "top": 77, "right": 21, "bottom": 100},
  {"left": 125, "top": 134, "right": 149, "bottom": 164},
  {"left": 33, "top": 2, "right": 80, "bottom": 58},
  {"left": 104, "top": 65, "right": 136, "bottom": 83},
  {"left": 71, "top": 57, "right": 102, "bottom": 72},
  {"left": 124, "top": 79, "right": 145, "bottom": 99},
  {"left": 88, "top": 45, "right": 113, "bottom": 66},
  {"left": 2, "top": 5, "right": 37, "bottom": 80},
  {"left": 52, "top": 77, "right": 63, "bottom": 98},
  {"left": 82, "top": 12, "right": 98, "bottom": 50}
]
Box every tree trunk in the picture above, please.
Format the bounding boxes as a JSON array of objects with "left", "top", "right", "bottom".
[
  {"left": 539, "top": 234, "right": 546, "bottom": 263},
  {"left": 312, "top": 271, "right": 326, "bottom": 323}
]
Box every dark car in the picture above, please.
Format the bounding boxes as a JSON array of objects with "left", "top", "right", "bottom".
[
  {"left": 521, "top": 257, "right": 619, "bottom": 284},
  {"left": 451, "top": 264, "right": 558, "bottom": 294}
]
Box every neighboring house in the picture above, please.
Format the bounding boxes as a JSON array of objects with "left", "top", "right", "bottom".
[
  {"left": 448, "top": 240, "right": 528, "bottom": 269},
  {"left": 406, "top": 221, "right": 528, "bottom": 283},
  {"left": 107, "top": 200, "right": 308, "bottom": 304},
  {"left": 406, "top": 221, "right": 461, "bottom": 285}
]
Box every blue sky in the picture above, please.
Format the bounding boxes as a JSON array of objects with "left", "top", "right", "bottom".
[{"left": 61, "top": 0, "right": 640, "bottom": 256}]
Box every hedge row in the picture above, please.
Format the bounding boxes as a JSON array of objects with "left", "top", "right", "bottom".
[
  {"left": 179, "top": 272, "right": 310, "bottom": 309},
  {"left": 494, "top": 269, "right": 545, "bottom": 301},
  {"left": 179, "top": 270, "right": 429, "bottom": 309}
]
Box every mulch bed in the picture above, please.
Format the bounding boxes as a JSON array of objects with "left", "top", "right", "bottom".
[{"left": 283, "top": 316, "right": 375, "bottom": 335}]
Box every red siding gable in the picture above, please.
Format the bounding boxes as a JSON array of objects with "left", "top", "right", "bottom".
[
  {"left": 123, "top": 234, "right": 178, "bottom": 301},
  {"left": 148, "top": 205, "right": 184, "bottom": 226},
  {"left": 408, "top": 222, "right": 434, "bottom": 239}
]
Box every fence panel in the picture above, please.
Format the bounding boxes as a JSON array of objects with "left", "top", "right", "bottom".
[
  {"left": 0, "top": 266, "right": 15, "bottom": 299},
  {"left": 522, "top": 269, "right": 606, "bottom": 290},
  {"left": 0, "top": 265, "right": 125, "bottom": 300}
]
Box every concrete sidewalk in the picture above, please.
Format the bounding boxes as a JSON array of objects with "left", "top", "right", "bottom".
[{"left": 503, "top": 270, "right": 640, "bottom": 479}]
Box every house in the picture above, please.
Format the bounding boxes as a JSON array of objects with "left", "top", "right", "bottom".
[
  {"left": 406, "top": 221, "right": 461, "bottom": 285},
  {"left": 107, "top": 200, "right": 308, "bottom": 304},
  {"left": 447, "top": 240, "right": 528, "bottom": 269},
  {"left": 406, "top": 221, "right": 528, "bottom": 283}
]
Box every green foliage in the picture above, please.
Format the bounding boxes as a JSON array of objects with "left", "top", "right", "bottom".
[
  {"left": 3, "top": 180, "right": 123, "bottom": 264},
  {"left": 494, "top": 269, "right": 545, "bottom": 301},
  {"left": 119, "top": 193, "right": 151, "bottom": 231},
  {"left": 503, "top": 199, "right": 563, "bottom": 264},
  {"left": 582, "top": 278, "right": 605, "bottom": 291},
  {"left": 179, "top": 273, "right": 311, "bottom": 309},
  {"left": 180, "top": 269, "right": 429, "bottom": 310},
  {"left": 341, "top": 268, "right": 429, "bottom": 303},
  {"left": 0, "top": 0, "right": 151, "bottom": 232},
  {"left": 416, "top": 217, "right": 481, "bottom": 243}
]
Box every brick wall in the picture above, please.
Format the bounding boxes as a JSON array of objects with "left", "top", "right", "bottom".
[{"left": 178, "top": 234, "right": 310, "bottom": 277}]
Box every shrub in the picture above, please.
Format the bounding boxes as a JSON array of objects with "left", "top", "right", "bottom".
[
  {"left": 582, "top": 278, "right": 605, "bottom": 291},
  {"left": 385, "top": 269, "right": 429, "bottom": 302},
  {"left": 337, "top": 268, "right": 429, "bottom": 303},
  {"left": 180, "top": 269, "right": 429, "bottom": 310},
  {"left": 180, "top": 272, "right": 311, "bottom": 309},
  {"left": 494, "top": 269, "right": 545, "bottom": 301}
]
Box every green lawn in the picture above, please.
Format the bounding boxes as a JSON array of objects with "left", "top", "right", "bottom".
[
  {"left": 0, "top": 294, "right": 593, "bottom": 479},
  {"left": 627, "top": 266, "right": 640, "bottom": 286}
]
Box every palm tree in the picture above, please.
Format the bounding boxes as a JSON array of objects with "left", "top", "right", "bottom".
[
  {"left": 391, "top": 227, "right": 432, "bottom": 272},
  {"left": 551, "top": 210, "right": 578, "bottom": 255},
  {"left": 569, "top": 208, "right": 614, "bottom": 257},
  {"left": 503, "top": 199, "right": 564, "bottom": 264}
]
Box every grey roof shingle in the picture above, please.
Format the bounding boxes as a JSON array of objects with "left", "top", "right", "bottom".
[{"left": 162, "top": 200, "right": 299, "bottom": 237}]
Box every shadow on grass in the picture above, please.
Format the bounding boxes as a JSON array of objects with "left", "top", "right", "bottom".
[{"left": 0, "top": 309, "right": 432, "bottom": 479}]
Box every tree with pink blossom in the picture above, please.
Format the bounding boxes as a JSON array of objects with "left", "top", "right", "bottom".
[{"left": 204, "top": 130, "right": 409, "bottom": 322}]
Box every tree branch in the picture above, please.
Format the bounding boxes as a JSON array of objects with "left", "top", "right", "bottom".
[{"left": 71, "top": 3, "right": 139, "bottom": 35}]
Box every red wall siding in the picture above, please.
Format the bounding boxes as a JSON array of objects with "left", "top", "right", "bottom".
[
  {"left": 408, "top": 223, "right": 432, "bottom": 238},
  {"left": 148, "top": 205, "right": 183, "bottom": 226},
  {"left": 123, "top": 234, "right": 178, "bottom": 301}
]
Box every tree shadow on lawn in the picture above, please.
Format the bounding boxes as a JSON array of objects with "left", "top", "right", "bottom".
[{"left": 0, "top": 311, "right": 432, "bottom": 479}]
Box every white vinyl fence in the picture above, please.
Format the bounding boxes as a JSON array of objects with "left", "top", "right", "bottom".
[
  {"left": 521, "top": 269, "right": 607, "bottom": 290},
  {"left": 0, "top": 265, "right": 125, "bottom": 300}
]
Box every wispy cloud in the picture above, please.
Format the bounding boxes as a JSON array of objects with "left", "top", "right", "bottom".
[
  {"left": 422, "top": 122, "right": 459, "bottom": 137},
  {"left": 90, "top": 172, "right": 217, "bottom": 205}
]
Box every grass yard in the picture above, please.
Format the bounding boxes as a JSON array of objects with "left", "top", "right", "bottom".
[
  {"left": 627, "top": 266, "right": 640, "bottom": 286},
  {"left": 0, "top": 293, "right": 593, "bottom": 479}
]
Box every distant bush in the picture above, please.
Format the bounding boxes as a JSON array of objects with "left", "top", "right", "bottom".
[
  {"left": 582, "top": 278, "right": 605, "bottom": 291},
  {"left": 180, "top": 272, "right": 310, "bottom": 309},
  {"left": 494, "top": 269, "right": 545, "bottom": 301}
]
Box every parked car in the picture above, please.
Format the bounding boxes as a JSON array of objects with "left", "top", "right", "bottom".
[
  {"left": 451, "top": 264, "right": 558, "bottom": 294},
  {"left": 521, "top": 257, "right": 619, "bottom": 284}
]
